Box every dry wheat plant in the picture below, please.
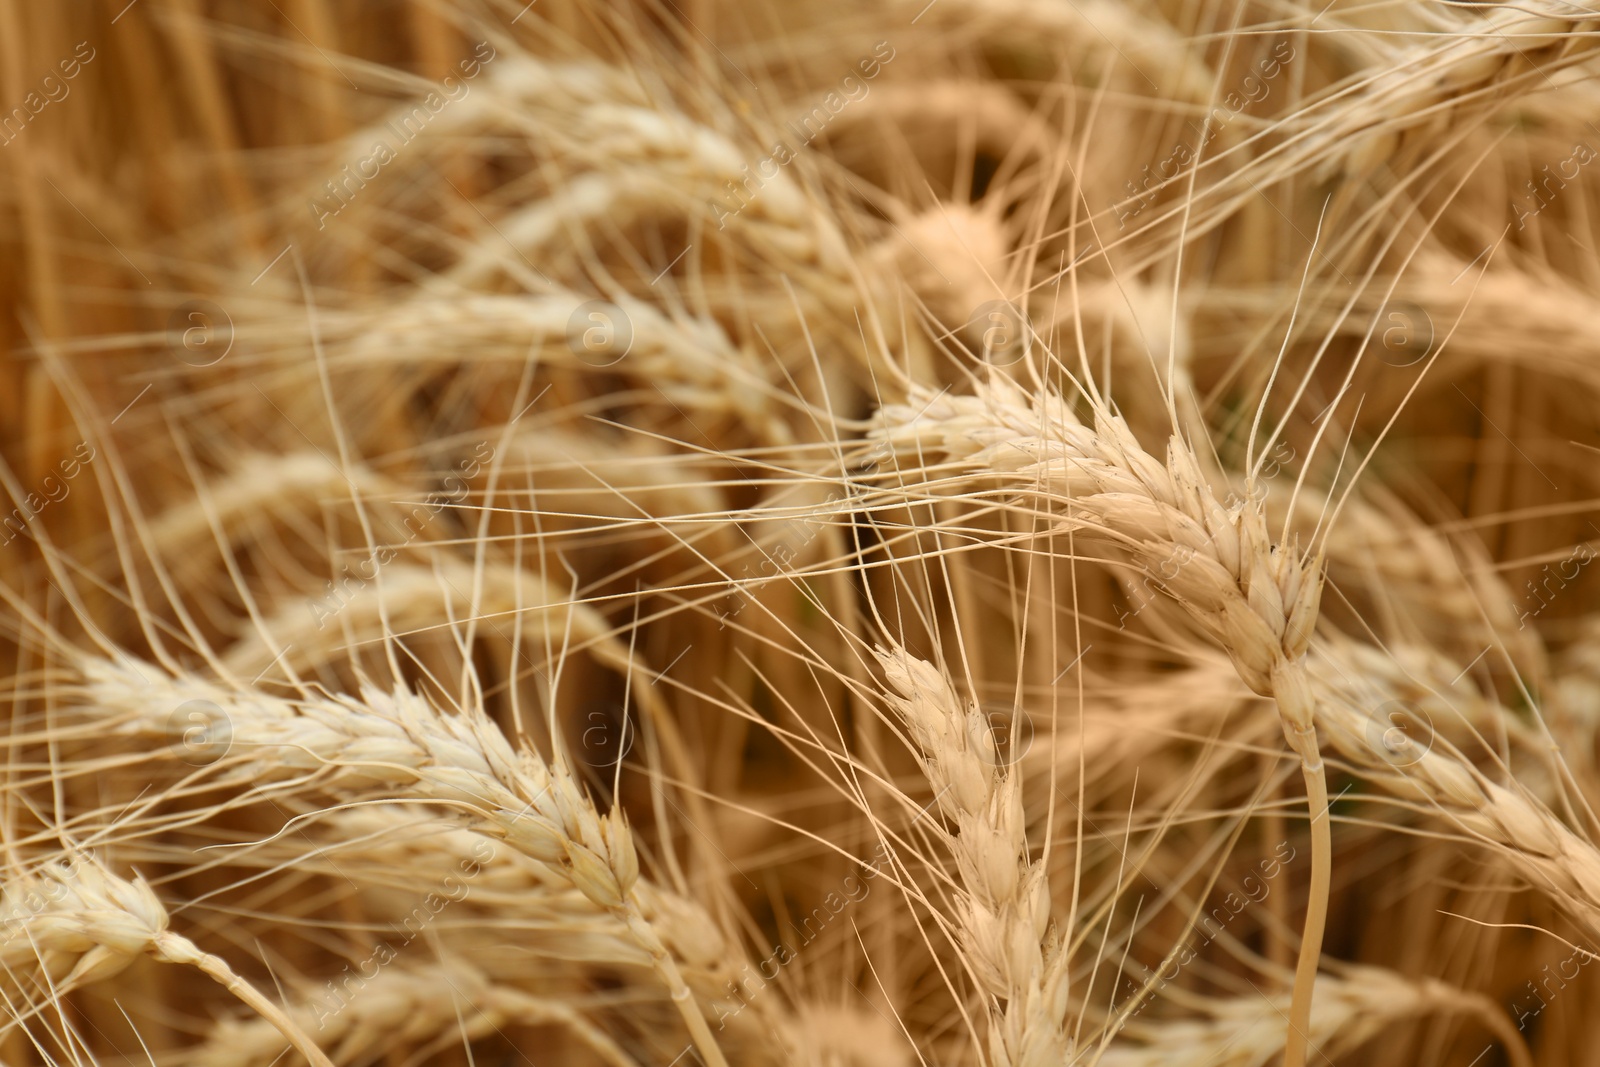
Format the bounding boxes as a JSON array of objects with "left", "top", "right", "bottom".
[{"left": 3, "top": 0, "right": 1600, "bottom": 1064}]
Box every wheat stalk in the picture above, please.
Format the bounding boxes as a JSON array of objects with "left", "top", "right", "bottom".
[
  {"left": 0, "top": 850, "right": 336, "bottom": 1067},
  {"left": 74, "top": 652, "right": 736, "bottom": 1067},
  {"left": 873, "top": 642, "right": 1067, "bottom": 1067},
  {"left": 864, "top": 374, "right": 1600, "bottom": 987},
  {"left": 1097, "top": 966, "right": 1530, "bottom": 1067},
  {"left": 302, "top": 292, "right": 792, "bottom": 444},
  {"left": 911, "top": 0, "right": 1217, "bottom": 105},
  {"left": 165, "top": 803, "right": 746, "bottom": 996},
  {"left": 183, "top": 958, "right": 640, "bottom": 1067},
  {"left": 1299, "top": 0, "right": 1598, "bottom": 180},
  {"left": 867, "top": 374, "right": 1329, "bottom": 1067}
]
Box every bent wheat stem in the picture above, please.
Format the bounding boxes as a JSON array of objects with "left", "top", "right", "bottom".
[
  {"left": 1287, "top": 752, "right": 1330, "bottom": 1067},
  {"left": 619, "top": 906, "right": 730, "bottom": 1067},
  {"left": 157, "top": 934, "right": 337, "bottom": 1067}
]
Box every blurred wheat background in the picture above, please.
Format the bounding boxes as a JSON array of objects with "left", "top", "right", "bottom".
[{"left": 2, "top": 0, "right": 1600, "bottom": 1064}]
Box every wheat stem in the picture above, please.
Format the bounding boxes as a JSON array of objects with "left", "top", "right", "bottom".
[
  {"left": 156, "top": 934, "right": 336, "bottom": 1067},
  {"left": 620, "top": 905, "right": 731, "bottom": 1067},
  {"left": 1285, "top": 760, "right": 1330, "bottom": 1067}
]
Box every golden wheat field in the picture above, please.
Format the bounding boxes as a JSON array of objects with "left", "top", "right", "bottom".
[{"left": 4, "top": 0, "right": 1600, "bottom": 1064}]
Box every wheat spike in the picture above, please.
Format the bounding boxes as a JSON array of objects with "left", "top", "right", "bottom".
[
  {"left": 75, "top": 652, "right": 735, "bottom": 1067},
  {"left": 1, "top": 850, "right": 336, "bottom": 1067},
  {"left": 868, "top": 373, "right": 1334, "bottom": 1067},
  {"left": 184, "top": 959, "right": 639, "bottom": 1067},
  {"left": 873, "top": 642, "right": 1067, "bottom": 1067},
  {"left": 1099, "top": 966, "right": 1530, "bottom": 1067}
]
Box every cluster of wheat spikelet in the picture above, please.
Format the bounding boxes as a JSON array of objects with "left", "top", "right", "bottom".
[{"left": 3, "top": 0, "right": 1600, "bottom": 1063}]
